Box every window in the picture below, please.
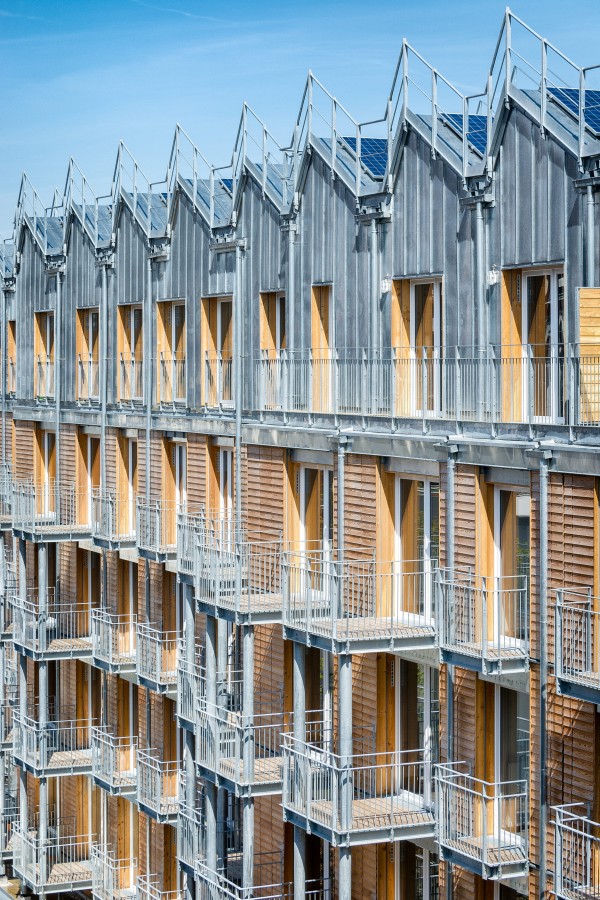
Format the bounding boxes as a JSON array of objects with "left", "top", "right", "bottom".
[
  {"left": 77, "top": 432, "right": 100, "bottom": 525},
  {"left": 157, "top": 301, "right": 186, "bottom": 403},
  {"left": 392, "top": 279, "right": 443, "bottom": 416},
  {"left": 34, "top": 311, "right": 54, "bottom": 399},
  {"left": 35, "top": 427, "right": 56, "bottom": 516},
  {"left": 117, "top": 436, "right": 138, "bottom": 536},
  {"left": 118, "top": 305, "right": 143, "bottom": 401},
  {"left": 76, "top": 308, "right": 99, "bottom": 400},
  {"left": 202, "top": 297, "right": 233, "bottom": 407},
  {"left": 394, "top": 478, "right": 439, "bottom": 624},
  {"left": 6, "top": 320, "right": 16, "bottom": 396}
]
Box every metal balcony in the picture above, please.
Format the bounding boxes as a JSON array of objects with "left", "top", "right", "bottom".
[
  {"left": 136, "top": 623, "right": 178, "bottom": 695},
  {"left": 195, "top": 860, "right": 329, "bottom": 900},
  {"left": 555, "top": 589, "right": 600, "bottom": 704},
  {"left": 137, "top": 498, "right": 178, "bottom": 561},
  {"left": 204, "top": 351, "right": 233, "bottom": 409},
  {"left": 157, "top": 352, "right": 186, "bottom": 405},
  {"left": 283, "top": 551, "right": 438, "bottom": 654},
  {"left": 0, "top": 794, "right": 18, "bottom": 862},
  {"left": 14, "top": 820, "right": 93, "bottom": 894},
  {"left": 35, "top": 354, "right": 55, "bottom": 401},
  {"left": 13, "top": 711, "right": 93, "bottom": 777},
  {"left": 0, "top": 702, "right": 15, "bottom": 750},
  {"left": 0, "top": 563, "right": 16, "bottom": 641},
  {"left": 196, "top": 525, "right": 285, "bottom": 625},
  {"left": 177, "top": 648, "right": 203, "bottom": 730},
  {"left": 91, "top": 845, "right": 137, "bottom": 900},
  {"left": 10, "top": 589, "right": 92, "bottom": 660},
  {"left": 553, "top": 804, "right": 600, "bottom": 899},
  {"left": 77, "top": 354, "right": 100, "bottom": 402},
  {"left": 435, "top": 763, "right": 529, "bottom": 880},
  {"left": 177, "top": 803, "right": 205, "bottom": 875},
  {"left": 0, "top": 462, "right": 13, "bottom": 525},
  {"left": 119, "top": 354, "right": 144, "bottom": 403},
  {"left": 137, "top": 749, "right": 180, "bottom": 823},
  {"left": 12, "top": 479, "right": 91, "bottom": 542},
  {"left": 196, "top": 702, "right": 285, "bottom": 795},
  {"left": 137, "top": 875, "right": 182, "bottom": 900},
  {"left": 283, "top": 731, "right": 434, "bottom": 846},
  {"left": 438, "top": 569, "right": 530, "bottom": 674},
  {"left": 91, "top": 726, "right": 137, "bottom": 796},
  {"left": 91, "top": 609, "right": 137, "bottom": 674},
  {"left": 177, "top": 509, "right": 202, "bottom": 582},
  {"left": 92, "top": 489, "right": 137, "bottom": 549}
]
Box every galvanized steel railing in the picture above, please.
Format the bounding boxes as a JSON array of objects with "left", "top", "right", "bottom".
[
  {"left": 435, "top": 763, "right": 529, "bottom": 875},
  {"left": 283, "top": 733, "right": 433, "bottom": 839},
  {"left": 6, "top": 358, "right": 15, "bottom": 396},
  {"left": 91, "top": 609, "right": 137, "bottom": 671},
  {"left": 0, "top": 703, "right": 14, "bottom": 747},
  {"left": 177, "top": 803, "right": 205, "bottom": 871},
  {"left": 195, "top": 863, "right": 329, "bottom": 900},
  {"left": 137, "top": 749, "right": 180, "bottom": 820},
  {"left": 177, "top": 509, "right": 203, "bottom": 578},
  {"left": 91, "top": 844, "right": 137, "bottom": 900},
  {"left": 177, "top": 649, "right": 203, "bottom": 727},
  {"left": 14, "top": 822, "right": 93, "bottom": 892},
  {"left": 136, "top": 498, "right": 179, "bottom": 556},
  {"left": 13, "top": 712, "right": 93, "bottom": 774},
  {"left": 119, "top": 354, "right": 144, "bottom": 402},
  {"left": 137, "top": 875, "right": 183, "bottom": 900},
  {"left": 136, "top": 623, "right": 178, "bottom": 690},
  {"left": 12, "top": 479, "right": 87, "bottom": 534},
  {"left": 158, "top": 352, "right": 186, "bottom": 404},
  {"left": 35, "top": 354, "right": 54, "bottom": 399},
  {"left": 283, "top": 551, "right": 437, "bottom": 651},
  {"left": 91, "top": 726, "right": 137, "bottom": 793},
  {"left": 92, "top": 489, "right": 136, "bottom": 544},
  {"left": 553, "top": 804, "right": 600, "bottom": 899},
  {"left": 438, "top": 568, "right": 529, "bottom": 670},
  {"left": 204, "top": 351, "right": 234, "bottom": 408},
  {"left": 0, "top": 796, "right": 18, "bottom": 859},
  {"left": 77, "top": 354, "right": 100, "bottom": 401},
  {"left": 10, "top": 590, "right": 92, "bottom": 657},
  {"left": 555, "top": 589, "right": 600, "bottom": 692}
]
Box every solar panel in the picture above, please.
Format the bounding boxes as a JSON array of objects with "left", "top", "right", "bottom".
[
  {"left": 441, "top": 114, "right": 488, "bottom": 156},
  {"left": 221, "top": 178, "right": 233, "bottom": 193},
  {"left": 342, "top": 137, "right": 388, "bottom": 178},
  {"left": 547, "top": 87, "right": 600, "bottom": 134}
]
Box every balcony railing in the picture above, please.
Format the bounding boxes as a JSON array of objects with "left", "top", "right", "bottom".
[
  {"left": 0, "top": 702, "right": 15, "bottom": 748},
  {"left": 137, "top": 749, "right": 180, "bottom": 823},
  {"left": 13, "top": 712, "right": 93, "bottom": 776},
  {"left": 91, "top": 726, "right": 137, "bottom": 795},
  {"left": 555, "top": 589, "right": 600, "bottom": 703},
  {"left": 0, "top": 796, "right": 18, "bottom": 860},
  {"left": 0, "top": 562, "right": 16, "bottom": 638},
  {"left": 177, "top": 803, "right": 205, "bottom": 873},
  {"left": 283, "top": 551, "right": 438, "bottom": 653},
  {"left": 438, "top": 569, "right": 529, "bottom": 674},
  {"left": 0, "top": 462, "right": 13, "bottom": 521},
  {"left": 195, "top": 861, "right": 329, "bottom": 900},
  {"left": 7, "top": 357, "right": 16, "bottom": 396},
  {"left": 137, "top": 498, "right": 178, "bottom": 559},
  {"left": 177, "top": 650, "right": 203, "bottom": 729},
  {"left": 177, "top": 509, "right": 203, "bottom": 580},
  {"left": 204, "top": 351, "right": 233, "bottom": 408},
  {"left": 14, "top": 821, "right": 93, "bottom": 894},
  {"left": 283, "top": 732, "right": 434, "bottom": 844},
  {"left": 91, "top": 845, "right": 137, "bottom": 900},
  {"left": 92, "top": 489, "right": 137, "bottom": 547},
  {"left": 252, "top": 344, "right": 600, "bottom": 427},
  {"left": 91, "top": 610, "right": 137, "bottom": 673},
  {"left": 137, "top": 875, "right": 182, "bottom": 900},
  {"left": 119, "top": 353, "right": 143, "bottom": 403},
  {"left": 12, "top": 479, "right": 91, "bottom": 539},
  {"left": 158, "top": 352, "right": 186, "bottom": 404},
  {"left": 435, "top": 763, "right": 529, "bottom": 879},
  {"left": 196, "top": 702, "right": 285, "bottom": 793},
  {"left": 11, "top": 589, "right": 92, "bottom": 659},
  {"left": 35, "top": 353, "right": 54, "bottom": 400},
  {"left": 137, "top": 623, "right": 178, "bottom": 693},
  {"left": 77, "top": 354, "right": 100, "bottom": 401},
  {"left": 553, "top": 804, "right": 600, "bottom": 900}
]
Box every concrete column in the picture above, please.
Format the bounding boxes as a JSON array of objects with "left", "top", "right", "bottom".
[
  {"left": 293, "top": 643, "right": 306, "bottom": 900},
  {"left": 338, "top": 653, "right": 353, "bottom": 900}
]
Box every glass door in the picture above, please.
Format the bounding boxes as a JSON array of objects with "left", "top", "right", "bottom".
[
  {"left": 523, "top": 271, "right": 564, "bottom": 421},
  {"left": 394, "top": 478, "right": 439, "bottom": 625}
]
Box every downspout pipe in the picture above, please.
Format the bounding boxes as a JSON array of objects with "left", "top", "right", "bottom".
[
  {"left": 587, "top": 184, "right": 595, "bottom": 287},
  {"left": 445, "top": 447, "right": 457, "bottom": 900},
  {"left": 100, "top": 262, "right": 108, "bottom": 492},
  {"left": 55, "top": 269, "right": 62, "bottom": 512},
  {"left": 539, "top": 454, "right": 550, "bottom": 900},
  {"left": 369, "top": 218, "right": 379, "bottom": 352},
  {"left": 475, "top": 199, "right": 486, "bottom": 351},
  {"left": 145, "top": 256, "right": 152, "bottom": 502},
  {"left": 235, "top": 242, "right": 243, "bottom": 527}
]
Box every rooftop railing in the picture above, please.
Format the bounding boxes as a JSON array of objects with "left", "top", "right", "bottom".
[
  {"left": 91, "top": 726, "right": 137, "bottom": 795},
  {"left": 91, "top": 844, "right": 137, "bottom": 900},
  {"left": 283, "top": 550, "right": 437, "bottom": 654},
  {"left": 10, "top": 589, "right": 92, "bottom": 659},
  {"left": 136, "top": 623, "right": 178, "bottom": 693},
  {"left": 119, "top": 353, "right": 144, "bottom": 403},
  {"left": 13, "top": 711, "right": 93, "bottom": 777},
  {"left": 553, "top": 804, "right": 600, "bottom": 900},
  {"left": 92, "top": 489, "right": 137, "bottom": 547},
  {"left": 157, "top": 352, "right": 186, "bottom": 405},
  {"left": 435, "top": 763, "right": 529, "bottom": 879},
  {"left": 137, "top": 749, "right": 180, "bottom": 823},
  {"left": 555, "top": 589, "right": 600, "bottom": 703},
  {"left": 196, "top": 702, "right": 285, "bottom": 792},
  {"left": 283, "top": 731, "right": 434, "bottom": 845},
  {"left": 14, "top": 820, "right": 94, "bottom": 894},
  {"left": 91, "top": 609, "right": 137, "bottom": 673},
  {"left": 438, "top": 569, "right": 529, "bottom": 674},
  {"left": 136, "top": 498, "right": 179, "bottom": 559}
]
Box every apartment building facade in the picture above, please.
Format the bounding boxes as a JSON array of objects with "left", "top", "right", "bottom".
[{"left": 0, "top": 10, "right": 599, "bottom": 900}]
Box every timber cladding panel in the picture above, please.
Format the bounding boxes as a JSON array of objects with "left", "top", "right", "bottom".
[
  {"left": 245, "top": 444, "right": 285, "bottom": 538},
  {"left": 104, "top": 428, "right": 118, "bottom": 494},
  {"left": 13, "top": 420, "right": 34, "bottom": 481},
  {"left": 254, "top": 624, "right": 284, "bottom": 701},
  {"left": 454, "top": 465, "right": 478, "bottom": 571},
  {"left": 186, "top": 433, "right": 207, "bottom": 510},
  {"left": 60, "top": 423, "right": 77, "bottom": 486},
  {"left": 136, "top": 429, "right": 162, "bottom": 500},
  {"left": 344, "top": 454, "right": 377, "bottom": 557}
]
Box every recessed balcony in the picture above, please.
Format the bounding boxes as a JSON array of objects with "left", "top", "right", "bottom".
[
  {"left": 119, "top": 354, "right": 144, "bottom": 404},
  {"left": 91, "top": 609, "right": 137, "bottom": 674},
  {"left": 91, "top": 726, "right": 137, "bottom": 796},
  {"left": 136, "top": 498, "right": 178, "bottom": 562},
  {"left": 77, "top": 353, "right": 100, "bottom": 402},
  {"left": 204, "top": 351, "right": 233, "bottom": 409},
  {"left": 157, "top": 352, "right": 186, "bottom": 405}
]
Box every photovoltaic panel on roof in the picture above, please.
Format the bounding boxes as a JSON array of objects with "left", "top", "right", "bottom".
[
  {"left": 441, "top": 114, "right": 488, "bottom": 155},
  {"left": 221, "top": 178, "right": 233, "bottom": 193},
  {"left": 342, "top": 137, "right": 388, "bottom": 178},
  {"left": 547, "top": 87, "right": 600, "bottom": 133}
]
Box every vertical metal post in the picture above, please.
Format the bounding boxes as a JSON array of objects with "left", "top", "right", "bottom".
[
  {"left": 216, "top": 618, "right": 228, "bottom": 864},
  {"left": 100, "top": 263, "right": 108, "bottom": 492},
  {"left": 539, "top": 455, "right": 550, "bottom": 900},
  {"left": 205, "top": 614, "right": 217, "bottom": 873},
  {"left": 145, "top": 256, "right": 152, "bottom": 503},
  {"left": 293, "top": 643, "right": 306, "bottom": 900},
  {"left": 242, "top": 623, "right": 254, "bottom": 891},
  {"left": 55, "top": 271, "right": 62, "bottom": 516},
  {"left": 18, "top": 539, "right": 28, "bottom": 855},
  {"left": 445, "top": 449, "right": 456, "bottom": 900},
  {"left": 587, "top": 184, "right": 595, "bottom": 287},
  {"left": 369, "top": 219, "right": 379, "bottom": 355},
  {"left": 338, "top": 653, "right": 352, "bottom": 900},
  {"left": 235, "top": 243, "right": 243, "bottom": 528}
]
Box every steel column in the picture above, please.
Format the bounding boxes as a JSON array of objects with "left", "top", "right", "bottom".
[
  {"left": 242, "top": 623, "right": 254, "bottom": 891},
  {"left": 539, "top": 455, "right": 550, "bottom": 899},
  {"left": 293, "top": 643, "right": 306, "bottom": 900},
  {"left": 338, "top": 653, "right": 352, "bottom": 900},
  {"left": 587, "top": 184, "right": 595, "bottom": 287},
  {"left": 205, "top": 614, "right": 217, "bottom": 872}
]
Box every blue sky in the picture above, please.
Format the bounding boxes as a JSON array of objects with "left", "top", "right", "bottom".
[{"left": 1, "top": 0, "right": 599, "bottom": 237}]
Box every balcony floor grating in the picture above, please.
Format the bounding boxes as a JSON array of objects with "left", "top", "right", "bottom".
[
  {"left": 218, "top": 755, "right": 283, "bottom": 785},
  {"left": 443, "top": 834, "right": 527, "bottom": 867},
  {"left": 310, "top": 795, "right": 433, "bottom": 833}
]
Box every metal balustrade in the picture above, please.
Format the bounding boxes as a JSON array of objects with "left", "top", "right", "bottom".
[
  {"left": 137, "top": 623, "right": 178, "bottom": 694},
  {"left": 91, "top": 610, "right": 137, "bottom": 673},
  {"left": 13, "top": 711, "right": 93, "bottom": 776},
  {"left": 91, "top": 844, "right": 137, "bottom": 900},
  {"left": 204, "top": 351, "right": 234, "bottom": 408},
  {"left": 7, "top": 357, "right": 16, "bottom": 396},
  {"left": 0, "top": 462, "right": 13, "bottom": 522},
  {"left": 177, "top": 509, "right": 202, "bottom": 580},
  {"left": 438, "top": 569, "right": 529, "bottom": 674},
  {"left": 195, "top": 861, "right": 329, "bottom": 899},
  {"left": 555, "top": 589, "right": 600, "bottom": 704},
  {"left": 177, "top": 649, "right": 203, "bottom": 729},
  {"left": 137, "top": 875, "right": 183, "bottom": 900},
  {"left": 14, "top": 821, "right": 94, "bottom": 894},
  {"left": 435, "top": 763, "right": 529, "bottom": 879},
  {"left": 12, "top": 479, "right": 91, "bottom": 540},
  {"left": 137, "top": 749, "right": 180, "bottom": 823},
  {"left": 35, "top": 354, "right": 55, "bottom": 399},
  {"left": 119, "top": 353, "right": 144, "bottom": 402},
  {"left": 10, "top": 589, "right": 92, "bottom": 659},
  {"left": 283, "top": 731, "right": 434, "bottom": 845},
  {"left": 196, "top": 702, "right": 285, "bottom": 794},
  {"left": 77, "top": 354, "right": 100, "bottom": 401},
  {"left": 137, "top": 498, "right": 179, "bottom": 559},
  {"left": 92, "top": 489, "right": 137, "bottom": 547},
  {"left": 283, "top": 550, "right": 437, "bottom": 654},
  {"left": 91, "top": 726, "right": 137, "bottom": 795},
  {"left": 177, "top": 803, "right": 205, "bottom": 873},
  {"left": 0, "top": 702, "right": 15, "bottom": 748},
  {"left": 1, "top": 563, "right": 16, "bottom": 639},
  {"left": 158, "top": 352, "right": 186, "bottom": 404},
  {"left": 0, "top": 795, "right": 18, "bottom": 861},
  {"left": 553, "top": 804, "right": 600, "bottom": 899}
]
